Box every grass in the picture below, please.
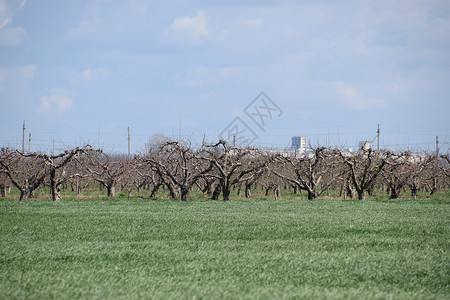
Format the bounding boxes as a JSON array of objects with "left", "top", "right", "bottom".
[
  {"left": 4, "top": 184, "right": 449, "bottom": 202},
  {"left": 0, "top": 199, "right": 449, "bottom": 299}
]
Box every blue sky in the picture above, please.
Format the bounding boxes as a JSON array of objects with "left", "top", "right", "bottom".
[{"left": 1, "top": 0, "right": 449, "bottom": 153}]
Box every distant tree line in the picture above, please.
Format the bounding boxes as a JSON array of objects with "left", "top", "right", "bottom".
[{"left": 1, "top": 140, "right": 449, "bottom": 201}]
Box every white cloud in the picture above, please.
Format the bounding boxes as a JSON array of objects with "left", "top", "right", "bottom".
[
  {"left": 38, "top": 91, "right": 73, "bottom": 113},
  {"left": 334, "top": 83, "right": 387, "bottom": 110},
  {"left": 0, "top": 65, "right": 35, "bottom": 93},
  {"left": 69, "top": 3, "right": 107, "bottom": 38},
  {"left": 70, "top": 16, "right": 104, "bottom": 38},
  {"left": 0, "top": 0, "right": 9, "bottom": 28},
  {"left": 81, "top": 68, "right": 108, "bottom": 81},
  {"left": 38, "top": 96, "right": 51, "bottom": 112},
  {"left": 162, "top": 10, "right": 210, "bottom": 46},
  {"left": 0, "top": 68, "right": 5, "bottom": 92},
  {"left": 0, "top": 26, "right": 26, "bottom": 46},
  {"left": 176, "top": 66, "right": 212, "bottom": 88},
  {"left": 0, "top": 0, "right": 6, "bottom": 13},
  {"left": 175, "top": 65, "right": 245, "bottom": 88},
  {"left": 180, "top": 117, "right": 200, "bottom": 128},
  {"left": 21, "top": 65, "right": 36, "bottom": 80},
  {"left": 69, "top": 0, "right": 148, "bottom": 39},
  {"left": 0, "top": 16, "right": 10, "bottom": 30},
  {"left": 70, "top": 67, "right": 109, "bottom": 85},
  {"left": 0, "top": 0, "right": 27, "bottom": 46},
  {"left": 241, "top": 18, "right": 264, "bottom": 29}
]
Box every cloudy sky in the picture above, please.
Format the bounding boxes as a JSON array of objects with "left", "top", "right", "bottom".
[{"left": 1, "top": 0, "right": 449, "bottom": 153}]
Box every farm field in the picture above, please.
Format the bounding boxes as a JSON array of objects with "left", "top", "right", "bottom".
[{"left": 1, "top": 199, "right": 449, "bottom": 299}]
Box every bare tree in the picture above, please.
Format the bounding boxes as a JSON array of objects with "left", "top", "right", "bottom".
[
  {"left": 421, "top": 153, "right": 449, "bottom": 196},
  {"left": 440, "top": 154, "right": 450, "bottom": 171},
  {"left": 0, "top": 148, "right": 47, "bottom": 201},
  {"left": 117, "top": 160, "right": 140, "bottom": 200},
  {"left": 339, "top": 148, "right": 391, "bottom": 200},
  {"left": 0, "top": 168, "right": 10, "bottom": 198},
  {"left": 260, "top": 163, "right": 283, "bottom": 199},
  {"left": 381, "top": 152, "right": 410, "bottom": 199},
  {"left": 439, "top": 154, "right": 450, "bottom": 192},
  {"left": 243, "top": 168, "right": 265, "bottom": 198},
  {"left": 40, "top": 146, "right": 95, "bottom": 201},
  {"left": 133, "top": 159, "right": 154, "bottom": 195},
  {"left": 202, "top": 140, "right": 267, "bottom": 201},
  {"left": 273, "top": 147, "right": 343, "bottom": 200},
  {"left": 138, "top": 141, "right": 213, "bottom": 201},
  {"left": 83, "top": 152, "right": 125, "bottom": 197},
  {"left": 403, "top": 153, "right": 434, "bottom": 200},
  {"left": 339, "top": 168, "right": 357, "bottom": 199},
  {"left": 195, "top": 175, "right": 216, "bottom": 197}
]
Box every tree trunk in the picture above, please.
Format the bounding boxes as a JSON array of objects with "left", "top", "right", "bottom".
[
  {"left": 307, "top": 190, "right": 316, "bottom": 200},
  {"left": 202, "top": 180, "right": 212, "bottom": 196},
  {"left": 18, "top": 180, "right": 31, "bottom": 201},
  {"left": 0, "top": 184, "right": 6, "bottom": 198},
  {"left": 211, "top": 185, "right": 221, "bottom": 200},
  {"left": 51, "top": 185, "right": 61, "bottom": 201},
  {"left": 341, "top": 176, "right": 348, "bottom": 199},
  {"left": 167, "top": 184, "right": 177, "bottom": 199},
  {"left": 274, "top": 186, "right": 280, "bottom": 200},
  {"left": 107, "top": 184, "right": 115, "bottom": 197},
  {"left": 180, "top": 186, "right": 189, "bottom": 201},
  {"left": 410, "top": 184, "right": 418, "bottom": 200},
  {"left": 265, "top": 186, "right": 271, "bottom": 196},
  {"left": 50, "top": 169, "right": 61, "bottom": 201},
  {"left": 389, "top": 186, "right": 400, "bottom": 199},
  {"left": 430, "top": 177, "right": 437, "bottom": 195},
  {"left": 19, "top": 190, "right": 29, "bottom": 201},
  {"left": 357, "top": 189, "right": 366, "bottom": 200},
  {"left": 245, "top": 183, "right": 252, "bottom": 198},
  {"left": 150, "top": 183, "right": 162, "bottom": 198},
  {"left": 222, "top": 187, "right": 231, "bottom": 201},
  {"left": 346, "top": 185, "right": 356, "bottom": 199}
]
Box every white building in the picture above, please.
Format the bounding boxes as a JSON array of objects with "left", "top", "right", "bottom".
[{"left": 291, "top": 136, "right": 307, "bottom": 154}]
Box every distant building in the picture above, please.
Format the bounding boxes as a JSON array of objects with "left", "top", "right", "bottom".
[
  {"left": 292, "top": 136, "right": 306, "bottom": 151},
  {"left": 359, "top": 141, "right": 371, "bottom": 151},
  {"left": 291, "top": 136, "right": 307, "bottom": 157},
  {"left": 267, "top": 136, "right": 308, "bottom": 158}
]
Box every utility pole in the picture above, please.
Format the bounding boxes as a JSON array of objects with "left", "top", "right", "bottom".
[
  {"left": 97, "top": 125, "right": 101, "bottom": 149},
  {"left": 233, "top": 135, "right": 236, "bottom": 147},
  {"left": 377, "top": 124, "right": 380, "bottom": 154},
  {"left": 28, "top": 133, "right": 31, "bottom": 153},
  {"left": 75, "top": 152, "right": 79, "bottom": 197},
  {"left": 127, "top": 126, "right": 131, "bottom": 160},
  {"left": 22, "top": 121, "right": 26, "bottom": 153},
  {"left": 436, "top": 136, "right": 439, "bottom": 156},
  {"left": 179, "top": 118, "right": 181, "bottom": 141}
]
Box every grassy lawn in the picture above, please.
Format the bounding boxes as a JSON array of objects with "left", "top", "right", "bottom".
[{"left": 0, "top": 199, "right": 449, "bottom": 299}]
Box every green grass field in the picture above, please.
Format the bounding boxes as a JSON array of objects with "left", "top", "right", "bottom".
[{"left": 1, "top": 199, "right": 449, "bottom": 299}]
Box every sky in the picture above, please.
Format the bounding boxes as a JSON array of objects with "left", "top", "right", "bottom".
[{"left": 0, "top": 0, "right": 449, "bottom": 153}]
